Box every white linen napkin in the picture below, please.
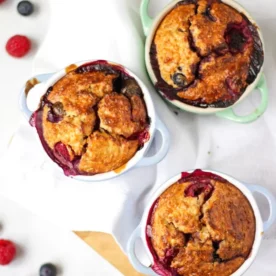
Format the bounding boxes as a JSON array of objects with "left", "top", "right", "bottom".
[{"left": 0, "top": 0, "right": 276, "bottom": 255}]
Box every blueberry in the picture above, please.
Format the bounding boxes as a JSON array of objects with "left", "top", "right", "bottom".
[
  {"left": 17, "top": 1, "right": 34, "bottom": 16},
  {"left": 172, "top": 73, "right": 187, "bottom": 87},
  {"left": 52, "top": 102, "right": 65, "bottom": 117},
  {"left": 39, "top": 263, "right": 57, "bottom": 276},
  {"left": 47, "top": 102, "right": 65, "bottom": 123},
  {"left": 121, "top": 78, "right": 142, "bottom": 96}
]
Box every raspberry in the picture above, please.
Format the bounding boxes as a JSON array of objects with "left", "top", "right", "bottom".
[
  {"left": 185, "top": 181, "right": 214, "bottom": 199},
  {"left": 0, "top": 0, "right": 6, "bottom": 4},
  {"left": 0, "top": 240, "right": 16, "bottom": 265},
  {"left": 6, "top": 35, "right": 31, "bottom": 58},
  {"left": 54, "top": 142, "right": 71, "bottom": 161}
]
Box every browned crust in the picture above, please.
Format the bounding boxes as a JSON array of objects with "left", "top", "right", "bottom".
[
  {"left": 154, "top": 3, "right": 200, "bottom": 87},
  {"left": 78, "top": 131, "right": 139, "bottom": 174},
  {"left": 151, "top": 0, "right": 263, "bottom": 107},
  {"left": 98, "top": 93, "right": 145, "bottom": 138},
  {"left": 177, "top": 52, "right": 250, "bottom": 103},
  {"left": 150, "top": 179, "right": 255, "bottom": 275},
  {"left": 42, "top": 106, "right": 96, "bottom": 158},
  {"left": 190, "top": 1, "right": 243, "bottom": 56},
  {"left": 41, "top": 68, "right": 148, "bottom": 174}
]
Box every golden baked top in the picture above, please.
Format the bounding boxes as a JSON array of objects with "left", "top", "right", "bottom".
[
  {"left": 146, "top": 170, "right": 255, "bottom": 276},
  {"left": 31, "top": 61, "right": 149, "bottom": 176},
  {"left": 150, "top": 0, "right": 264, "bottom": 107}
]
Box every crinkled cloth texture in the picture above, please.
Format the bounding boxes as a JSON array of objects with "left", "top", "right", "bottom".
[{"left": 0, "top": 0, "right": 275, "bottom": 257}]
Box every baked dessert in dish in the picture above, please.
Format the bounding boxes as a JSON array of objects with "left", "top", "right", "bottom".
[
  {"left": 146, "top": 170, "right": 256, "bottom": 276},
  {"left": 31, "top": 61, "right": 150, "bottom": 176},
  {"left": 150, "top": 0, "right": 264, "bottom": 108}
]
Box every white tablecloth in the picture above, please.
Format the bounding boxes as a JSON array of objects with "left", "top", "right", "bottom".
[
  {"left": 0, "top": 196, "right": 122, "bottom": 276},
  {"left": 0, "top": 0, "right": 275, "bottom": 263}
]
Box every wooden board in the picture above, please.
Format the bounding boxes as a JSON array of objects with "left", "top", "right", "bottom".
[{"left": 75, "top": 232, "right": 144, "bottom": 276}]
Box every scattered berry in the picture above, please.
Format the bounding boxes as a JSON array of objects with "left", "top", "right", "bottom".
[
  {"left": 0, "top": 0, "right": 6, "bottom": 4},
  {"left": 17, "top": 1, "right": 34, "bottom": 16},
  {"left": 40, "top": 263, "right": 57, "bottom": 276},
  {"left": 0, "top": 240, "right": 16, "bottom": 265},
  {"left": 6, "top": 35, "right": 31, "bottom": 58}
]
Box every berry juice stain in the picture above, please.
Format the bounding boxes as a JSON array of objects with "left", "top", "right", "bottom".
[{"left": 65, "top": 64, "right": 77, "bottom": 73}]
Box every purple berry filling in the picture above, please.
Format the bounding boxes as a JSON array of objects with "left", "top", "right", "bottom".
[
  {"left": 47, "top": 108, "right": 63, "bottom": 123},
  {"left": 225, "top": 20, "right": 253, "bottom": 54},
  {"left": 184, "top": 180, "right": 214, "bottom": 199},
  {"left": 31, "top": 110, "right": 79, "bottom": 176}
]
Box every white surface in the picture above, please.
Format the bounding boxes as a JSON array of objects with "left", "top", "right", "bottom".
[
  {"left": 0, "top": 0, "right": 49, "bottom": 154},
  {"left": 0, "top": 195, "right": 122, "bottom": 276},
  {"left": 0, "top": 0, "right": 276, "bottom": 275},
  {"left": 0, "top": 1, "right": 122, "bottom": 275}
]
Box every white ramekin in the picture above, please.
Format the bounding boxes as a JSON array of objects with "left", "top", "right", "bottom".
[
  {"left": 19, "top": 60, "right": 170, "bottom": 182},
  {"left": 127, "top": 169, "right": 276, "bottom": 276}
]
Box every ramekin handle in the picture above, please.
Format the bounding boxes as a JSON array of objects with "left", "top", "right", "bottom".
[
  {"left": 127, "top": 226, "right": 156, "bottom": 275},
  {"left": 140, "top": 0, "right": 154, "bottom": 36},
  {"left": 136, "top": 117, "right": 170, "bottom": 168},
  {"left": 216, "top": 74, "right": 268, "bottom": 123},
  {"left": 19, "top": 73, "right": 54, "bottom": 121},
  {"left": 246, "top": 184, "right": 276, "bottom": 232}
]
